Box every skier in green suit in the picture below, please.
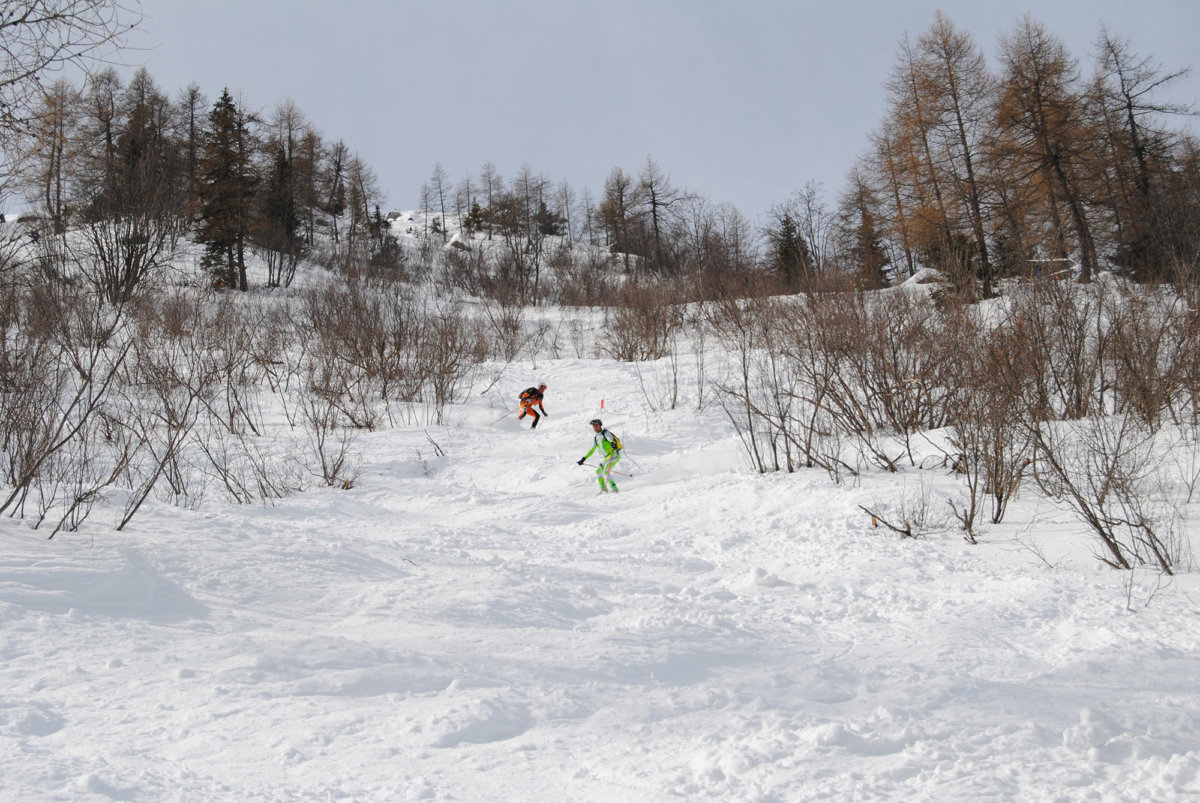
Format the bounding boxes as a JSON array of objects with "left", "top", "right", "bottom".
[{"left": 577, "top": 418, "right": 622, "bottom": 493}]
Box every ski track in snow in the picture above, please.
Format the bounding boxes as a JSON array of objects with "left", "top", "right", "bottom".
[{"left": 2, "top": 354, "right": 1200, "bottom": 801}]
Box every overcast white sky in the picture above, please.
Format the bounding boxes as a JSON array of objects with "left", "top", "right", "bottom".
[{"left": 129, "top": 0, "right": 1199, "bottom": 223}]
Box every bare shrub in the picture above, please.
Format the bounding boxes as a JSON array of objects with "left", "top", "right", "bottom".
[
  {"left": 1164, "top": 425, "right": 1200, "bottom": 504},
  {"left": 254, "top": 241, "right": 301, "bottom": 290},
  {"left": 1008, "top": 277, "right": 1104, "bottom": 420},
  {"left": 708, "top": 291, "right": 875, "bottom": 480},
  {"left": 300, "top": 280, "right": 391, "bottom": 426},
  {"left": 297, "top": 379, "right": 360, "bottom": 488},
  {"left": 108, "top": 293, "right": 308, "bottom": 525},
  {"left": 598, "top": 280, "right": 684, "bottom": 362},
  {"left": 551, "top": 246, "right": 620, "bottom": 307},
  {"left": 0, "top": 303, "right": 124, "bottom": 535},
  {"left": 781, "top": 291, "right": 911, "bottom": 473},
  {"left": 1102, "top": 282, "right": 1189, "bottom": 428},
  {"left": 202, "top": 297, "right": 273, "bottom": 437},
  {"left": 300, "top": 277, "right": 483, "bottom": 427},
  {"left": 193, "top": 425, "right": 305, "bottom": 504},
  {"left": 35, "top": 432, "right": 117, "bottom": 536},
  {"left": 633, "top": 335, "right": 687, "bottom": 412},
  {"left": 420, "top": 303, "right": 487, "bottom": 424},
  {"left": 690, "top": 303, "right": 711, "bottom": 411},
  {"left": 628, "top": 293, "right": 711, "bottom": 412},
  {"left": 1174, "top": 305, "right": 1200, "bottom": 428},
  {"left": 707, "top": 295, "right": 837, "bottom": 475},
  {"left": 861, "top": 475, "right": 955, "bottom": 540},
  {"left": 0, "top": 280, "right": 133, "bottom": 524},
  {"left": 305, "top": 333, "right": 377, "bottom": 430},
  {"left": 440, "top": 241, "right": 490, "bottom": 298},
  {"left": 477, "top": 250, "right": 524, "bottom": 307},
  {"left": 113, "top": 317, "right": 216, "bottom": 528},
  {"left": 939, "top": 305, "right": 1035, "bottom": 540},
  {"left": 707, "top": 295, "right": 775, "bottom": 473},
  {"left": 1031, "top": 413, "right": 1187, "bottom": 574},
  {"left": 811, "top": 290, "right": 958, "bottom": 467},
  {"left": 294, "top": 294, "right": 370, "bottom": 483},
  {"left": 74, "top": 179, "right": 184, "bottom": 305},
  {"left": 249, "top": 301, "right": 305, "bottom": 427},
  {"left": 479, "top": 299, "right": 525, "bottom": 362},
  {"left": 0, "top": 321, "right": 59, "bottom": 496}
]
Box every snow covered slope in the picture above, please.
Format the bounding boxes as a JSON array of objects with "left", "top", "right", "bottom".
[{"left": 2, "top": 335, "right": 1199, "bottom": 801}]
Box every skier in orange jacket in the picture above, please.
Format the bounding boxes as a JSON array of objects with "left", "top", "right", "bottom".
[{"left": 518, "top": 384, "right": 548, "bottom": 429}]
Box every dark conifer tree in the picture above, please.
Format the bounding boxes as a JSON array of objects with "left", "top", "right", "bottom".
[
  {"left": 766, "top": 209, "right": 814, "bottom": 288},
  {"left": 258, "top": 144, "right": 302, "bottom": 287},
  {"left": 197, "top": 89, "right": 256, "bottom": 290}
]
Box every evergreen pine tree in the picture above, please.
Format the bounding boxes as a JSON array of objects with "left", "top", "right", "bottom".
[
  {"left": 766, "top": 210, "right": 814, "bottom": 288},
  {"left": 259, "top": 144, "right": 302, "bottom": 287},
  {"left": 462, "top": 200, "right": 484, "bottom": 236},
  {"left": 853, "top": 205, "right": 890, "bottom": 289},
  {"left": 198, "top": 89, "right": 256, "bottom": 290}
]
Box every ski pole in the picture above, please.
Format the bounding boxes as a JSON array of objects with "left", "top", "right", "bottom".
[
  {"left": 489, "top": 408, "right": 519, "bottom": 426},
  {"left": 578, "top": 462, "right": 633, "bottom": 477}
]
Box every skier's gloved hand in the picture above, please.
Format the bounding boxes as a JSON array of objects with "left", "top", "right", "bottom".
[{"left": 577, "top": 458, "right": 585, "bottom": 465}]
